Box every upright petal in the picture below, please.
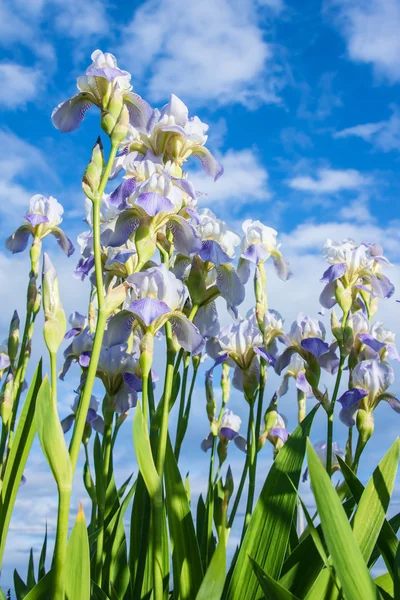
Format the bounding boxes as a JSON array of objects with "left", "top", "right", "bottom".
[
  {"left": 198, "top": 240, "right": 231, "bottom": 265},
  {"left": 5, "top": 226, "right": 31, "bottom": 254},
  {"left": 115, "top": 382, "right": 138, "bottom": 414},
  {"left": 109, "top": 178, "right": 137, "bottom": 208},
  {"left": 124, "top": 91, "right": 154, "bottom": 133},
  {"left": 135, "top": 192, "right": 175, "bottom": 216},
  {"left": 167, "top": 216, "right": 202, "bottom": 256},
  {"left": 272, "top": 251, "right": 292, "bottom": 281},
  {"left": 25, "top": 214, "right": 49, "bottom": 227},
  {"left": 52, "top": 93, "right": 95, "bottom": 132},
  {"left": 127, "top": 298, "right": 170, "bottom": 327},
  {"left": 320, "top": 263, "right": 347, "bottom": 283},
  {"left": 242, "top": 244, "right": 268, "bottom": 264}
]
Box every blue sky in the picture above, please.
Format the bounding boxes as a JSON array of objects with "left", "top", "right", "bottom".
[{"left": 1, "top": 0, "right": 400, "bottom": 588}]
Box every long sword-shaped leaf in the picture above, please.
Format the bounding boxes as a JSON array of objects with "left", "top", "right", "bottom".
[
  {"left": 225, "top": 405, "right": 318, "bottom": 600},
  {"left": 307, "top": 440, "right": 377, "bottom": 600},
  {"left": 195, "top": 527, "right": 226, "bottom": 600},
  {"left": 164, "top": 438, "right": 203, "bottom": 599},
  {"left": 0, "top": 362, "right": 42, "bottom": 567},
  {"left": 250, "top": 557, "right": 301, "bottom": 600},
  {"left": 23, "top": 570, "right": 53, "bottom": 600},
  {"left": 65, "top": 504, "right": 91, "bottom": 600}
]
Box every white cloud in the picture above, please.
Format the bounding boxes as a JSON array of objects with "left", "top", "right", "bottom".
[
  {"left": 338, "top": 195, "right": 375, "bottom": 223},
  {"left": 0, "top": 63, "right": 43, "bottom": 108},
  {"left": 191, "top": 148, "right": 271, "bottom": 209},
  {"left": 334, "top": 105, "right": 400, "bottom": 151},
  {"left": 298, "top": 72, "right": 342, "bottom": 121},
  {"left": 118, "top": 0, "right": 285, "bottom": 107},
  {"left": 328, "top": 0, "right": 400, "bottom": 82},
  {"left": 288, "top": 167, "right": 371, "bottom": 193}
]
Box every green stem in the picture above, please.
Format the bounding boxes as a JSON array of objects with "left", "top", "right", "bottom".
[
  {"left": 174, "top": 352, "right": 190, "bottom": 459},
  {"left": 242, "top": 401, "right": 256, "bottom": 539},
  {"left": 203, "top": 434, "right": 217, "bottom": 569},
  {"left": 175, "top": 361, "right": 199, "bottom": 462},
  {"left": 95, "top": 415, "right": 113, "bottom": 587},
  {"left": 228, "top": 455, "right": 249, "bottom": 528}
]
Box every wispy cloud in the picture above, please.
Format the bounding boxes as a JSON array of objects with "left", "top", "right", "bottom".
[
  {"left": 0, "top": 63, "right": 44, "bottom": 109},
  {"left": 298, "top": 71, "right": 342, "bottom": 121},
  {"left": 118, "top": 0, "right": 286, "bottom": 108},
  {"left": 334, "top": 105, "right": 400, "bottom": 151},
  {"left": 327, "top": 0, "right": 400, "bottom": 82},
  {"left": 288, "top": 167, "right": 371, "bottom": 193}
]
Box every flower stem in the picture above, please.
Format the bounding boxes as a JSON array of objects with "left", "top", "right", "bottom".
[
  {"left": 95, "top": 413, "right": 113, "bottom": 587},
  {"left": 174, "top": 352, "right": 190, "bottom": 460},
  {"left": 228, "top": 417, "right": 252, "bottom": 528},
  {"left": 242, "top": 400, "right": 256, "bottom": 539}
]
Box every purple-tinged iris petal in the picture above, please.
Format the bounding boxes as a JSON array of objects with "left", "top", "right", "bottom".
[
  {"left": 169, "top": 314, "right": 204, "bottom": 355},
  {"left": 61, "top": 414, "right": 75, "bottom": 433},
  {"left": 124, "top": 92, "right": 155, "bottom": 134},
  {"left": 25, "top": 213, "right": 49, "bottom": 227},
  {"left": 198, "top": 240, "right": 232, "bottom": 265},
  {"left": 272, "top": 252, "right": 292, "bottom": 282},
  {"left": 51, "top": 228, "right": 75, "bottom": 257},
  {"left": 385, "top": 395, "right": 400, "bottom": 414},
  {"left": 201, "top": 433, "right": 214, "bottom": 452},
  {"left": 64, "top": 328, "right": 81, "bottom": 340},
  {"left": 135, "top": 192, "right": 175, "bottom": 216},
  {"left": 191, "top": 146, "right": 224, "bottom": 181},
  {"left": 254, "top": 347, "right": 276, "bottom": 366},
  {"left": 5, "top": 226, "right": 31, "bottom": 254},
  {"left": 242, "top": 244, "right": 269, "bottom": 264},
  {"left": 59, "top": 357, "right": 73, "bottom": 381},
  {"left": 220, "top": 426, "right": 238, "bottom": 441},
  {"left": 275, "top": 347, "right": 297, "bottom": 376},
  {"left": 301, "top": 337, "right": 330, "bottom": 358},
  {"left": 194, "top": 302, "right": 220, "bottom": 338},
  {"left": 387, "top": 344, "right": 400, "bottom": 363},
  {"left": 104, "top": 311, "right": 135, "bottom": 347},
  {"left": 172, "top": 176, "right": 197, "bottom": 199},
  {"left": 234, "top": 435, "right": 247, "bottom": 453},
  {"left": 185, "top": 207, "right": 200, "bottom": 224},
  {"left": 167, "top": 216, "right": 202, "bottom": 256},
  {"left": 124, "top": 372, "right": 143, "bottom": 392},
  {"left": 318, "top": 348, "right": 339, "bottom": 374},
  {"left": 115, "top": 383, "right": 138, "bottom": 414},
  {"left": 319, "top": 282, "right": 337, "bottom": 309},
  {"left": 109, "top": 178, "right": 136, "bottom": 208},
  {"left": 358, "top": 333, "right": 386, "bottom": 353},
  {"left": 362, "top": 274, "right": 395, "bottom": 299},
  {"left": 91, "top": 415, "right": 105, "bottom": 435},
  {"left": 85, "top": 66, "right": 127, "bottom": 80},
  {"left": 128, "top": 298, "right": 170, "bottom": 327},
  {"left": 269, "top": 427, "right": 289, "bottom": 443},
  {"left": 107, "top": 249, "right": 136, "bottom": 266},
  {"left": 339, "top": 405, "right": 358, "bottom": 427},
  {"left": 0, "top": 354, "right": 10, "bottom": 371},
  {"left": 337, "top": 387, "right": 368, "bottom": 410},
  {"left": 206, "top": 353, "right": 229, "bottom": 378},
  {"left": 216, "top": 264, "right": 245, "bottom": 308},
  {"left": 86, "top": 408, "right": 98, "bottom": 423},
  {"left": 104, "top": 210, "right": 141, "bottom": 247},
  {"left": 52, "top": 92, "right": 95, "bottom": 132},
  {"left": 79, "top": 352, "right": 91, "bottom": 368},
  {"left": 237, "top": 257, "right": 252, "bottom": 285},
  {"left": 320, "top": 263, "right": 347, "bottom": 284},
  {"left": 296, "top": 371, "right": 312, "bottom": 395},
  {"left": 74, "top": 255, "right": 95, "bottom": 280}
]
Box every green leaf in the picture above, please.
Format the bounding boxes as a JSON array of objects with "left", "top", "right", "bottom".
[
  {"left": 26, "top": 549, "right": 36, "bottom": 589},
  {"left": 14, "top": 570, "right": 29, "bottom": 600},
  {"left": 196, "top": 494, "right": 206, "bottom": 546},
  {"left": 23, "top": 570, "right": 53, "bottom": 600},
  {"left": 38, "top": 524, "right": 47, "bottom": 581},
  {"left": 250, "top": 557, "right": 301, "bottom": 600},
  {"left": 0, "top": 362, "right": 42, "bottom": 568},
  {"left": 338, "top": 456, "right": 400, "bottom": 577},
  {"left": 164, "top": 438, "right": 203, "bottom": 599},
  {"left": 394, "top": 544, "right": 400, "bottom": 599},
  {"left": 306, "top": 440, "right": 377, "bottom": 600},
  {"left": 225, "top": 405, "right": 318, "bottom": 600},
  {"left": 91, "top": 580, "right": 111, "bottom": 600},
  {"left": 352, "top": 439, "right": 400, "bottom": 562},
  {"left": 195, "top": 528, "right": 226, "bottom": 600},
  {"left": 129, "top": 473, "right": 152, "bottom": 599},
  {"left": 0, "top": 588, "right": 6, "bottom": 600},
  {"left": 35, "top": 376, "right": 72, "bottom": 491},
  {"left": 65, "top": 504, "right": 91, "bottom": 600},
  {"left": 133, "top": 400, "right": 160, "bottom": 499},
  {"left": 375, "top": 573, "right": 394, "bottom": 596}
]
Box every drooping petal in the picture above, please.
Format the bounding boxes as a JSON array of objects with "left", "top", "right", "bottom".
[
  {"left": 127, "top": 298, "right": 170, "bottom": 327},
  {"left": 194, "top": 302, "right": 220, "bottom": 338},
  {"left": 172, "top": 176, "right": 196, "bottom": 199},
  {"left": 64, "top": 328, "right": 81, "bottom": 340},
  {"left": 269, "top": 427, "right": 289, "bottom": 443},
  {"left": 301, "top": 337, "right": 330, "bottom": 358},
  {"left": 237, "top": 257, "right": 252, "bottom": 284},
  {"left": 339, "top": 405, "right": 358, "bottom": 427},
  {"left": 104, "top": 311, "right": 135, "bottom": 347},
  {"left": 233, "top": 435, "right": 247, "bottom": 453},
  {"left": 320, "top": 263, "right": 347, "bottom": 283},
  {"left": 51, "top": 228, "right": 75, "bottom": 257},
  {"left": 275, "top": 347, "right": 297, "bottom": 375},
  {"left": 295, "top": 371, "right": 312, "bottom": 395},
  {"left": 103, "top": 210, "right": 141, "bottom": 247},
  {"left": 318, "top": 347, "right": 339, "bottom": 374},
  {"left": 167, "top": 216, "right": 202, "bottom": 256},
  {"left": 358, "top": 333, "right": 386, "bottom": 353},
  {"left": 79, "top": 352, "right": 91, "bottom": 368},
  {"left": 123, "top": 372, "right": 143, "bottom": 392},
  {"left": 198, "top": 240, "right": 231, "bottom": 265},
  {"left": 319, "top": 281, "right": 337, "bottom": 309},
  {"left": 272, "top": 251, "right": 292, "bottom": 282},
  {"left": 123, "top": 91, "right": 155, "bottom": 133},
  {"left": 242, "top": 244, "right": 269, "bottom": 264},
  {"left": 216, "top": 264, "right": 245, "bottom": 308},
  {"left": 74, "top": 255, "right": 95, "bottom": 280},
  {"left": 169, "top": 313, "right": 204, "bottom": 355},
  {"left": 220, "top": 426, "right": 238, "bottom": 441},
  {"left": 337, "top": 387, "right": 368, "bottom": 410},
  {"left": 109, "top": 178, "right": 136, "bottom": 208},
  {"left": 191, "top": 146, "right": 224, "bottom": 181},
  {"left": 0, "top": 354, "right": 10, "bottom": 371},
  {"left": 115, "top": 382, "right": 138, "bottom": 414},
  {"left": 201, "top": 433, "right": 214, "bottom": 452},
  {"left": 387, "top": 344, "right": 400, "bottom": 363},
  {"left": 254, "top": 346, "right": 276, "bottom": 366},
  {"left": 135, "top": 192, "right": 175, "bottom": 216},
  {"left": 51, "top": 92, "right": 95, "bottom": 132},
  {"left": 86, "top": 408, "right": 98, "bottom": 423},
  {"left": 5, "top": 226, "right": 31, "bottom": 254},
  {"left": 384, "top": 395, "right": 400, "bottom": 414},
  {"left": 61, "top": 414, "right": 75, "bottom": 433},
  {"left": 205, "top": 353, "right": 229, "bottom": 378},
  {"left": 277, "top": 374, "right": 290, "bottom": 397},
  {"left": 91, "top": 415, "right": 105, "bottom": 434}
]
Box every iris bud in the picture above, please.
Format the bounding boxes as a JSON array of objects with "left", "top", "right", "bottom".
[
  {"left": 104, "top": 283, "right": 128, "bottom": 315},
  {"left": 30, "top": 238, "right": 42, "bottom": 278},
  {"left": 82, "top": 138, "right": 104, "bottom": 200},
  {"left": 42, "top": 253, "right": 67, "bottom": 354},
  {"left": 135, "top": 223, "right": 156, "bottom": 266},
  {"left": 0, "top": 373, "right": 14, "bottom": 425},
  {"left": 139, "top": 332, "right": 154, "bottom": 378},
  {"left": 335, "top": 281, "right": 352, "bottom": 313},
  {"left": 111, "top": 105, "right": 130, "bottom": 145},
  {"left": 356, "top": 409, "right": 374, "bottom": 446},
  {"left": 205, "top": 372, "right": 216, "bottom": 422},
  {"left": 8, "top": 311, "right": 20, "bottom": 365},
  {"left": 223, "top": 465, "right": 234, "bottom": 501},
  {"left": 217, "top": 439, "right": 227, "bottom": 466}
]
